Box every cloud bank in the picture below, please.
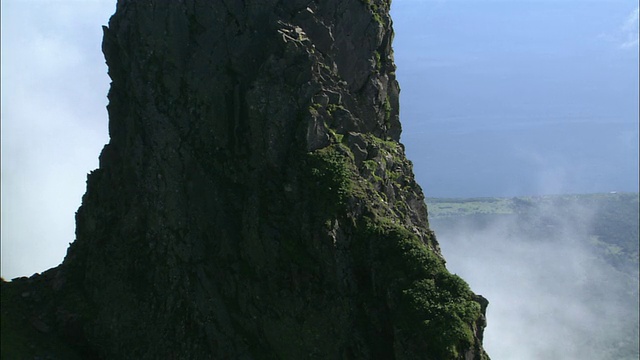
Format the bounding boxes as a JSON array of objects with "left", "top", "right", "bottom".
[{"left": 431, "top": 198, "right": 639, "bottom": 360}]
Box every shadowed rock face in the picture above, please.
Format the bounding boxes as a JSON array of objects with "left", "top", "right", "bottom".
[{"left": 1, "top": 1, "right": 489, "bottom": 359}]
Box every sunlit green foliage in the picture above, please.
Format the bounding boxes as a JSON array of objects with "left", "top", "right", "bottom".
[
  {"left": 355, "top": 219, "right": 481, "bottom": 358},
  {"left": 306, "top": 145, "right": 354, "bottom": 212}
]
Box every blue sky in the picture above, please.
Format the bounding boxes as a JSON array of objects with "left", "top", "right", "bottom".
[{"left": 392, "top": 0, "right": 639, "bottom": 197}]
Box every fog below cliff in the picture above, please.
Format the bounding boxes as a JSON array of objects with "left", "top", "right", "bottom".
[{"left": 429, "top": 198, "right": 639, "bottom": 360}]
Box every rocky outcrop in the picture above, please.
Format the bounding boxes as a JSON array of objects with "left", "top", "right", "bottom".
[{"left": 1, "top": 1, "right": 489, "bottom": 359}]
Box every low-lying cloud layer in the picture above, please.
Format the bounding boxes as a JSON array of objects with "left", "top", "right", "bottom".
[{"left": 431, "top": 198, "right": 639, "bottom": 360}]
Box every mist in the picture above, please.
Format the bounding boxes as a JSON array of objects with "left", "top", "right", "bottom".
[{"left": 430, "top": 197, "right": 639, "bottom": 360}]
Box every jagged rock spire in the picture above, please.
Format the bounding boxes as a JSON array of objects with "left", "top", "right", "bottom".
[{"left": 2, "top": 1, "right": 489, "bottom": 359}]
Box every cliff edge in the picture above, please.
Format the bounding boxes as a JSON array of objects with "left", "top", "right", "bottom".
[{"left": 1, "top": 1, "right": 489, "bottom": 359}]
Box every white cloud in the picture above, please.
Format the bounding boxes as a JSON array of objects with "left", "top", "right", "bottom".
[
  {"left": 1, "top": 1, "right": 114, "bottom": 279},
  {"left": 620, "top": 6, "right": 639, "bottom": 49},
  {"left": 600, "top": 5, "right": 640, "bottom": 50}
]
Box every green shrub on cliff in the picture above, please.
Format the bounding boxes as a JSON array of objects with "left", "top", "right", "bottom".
[{"left": 356, "top": 219, "right": 482, "bottom": 358}]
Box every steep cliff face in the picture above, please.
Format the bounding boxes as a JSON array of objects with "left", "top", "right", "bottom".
[{"left": 2, "top": 1, "right": 489, "bottom": 359}]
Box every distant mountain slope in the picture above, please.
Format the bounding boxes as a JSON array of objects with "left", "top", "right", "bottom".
[
  {"left": 426, "top": 192, "right": 639, "bottom": 360},
  {"left": 428, "top": 193, "right": 639, "bottom": 273}
]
